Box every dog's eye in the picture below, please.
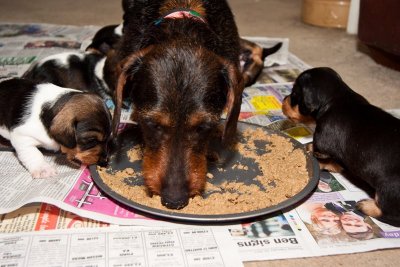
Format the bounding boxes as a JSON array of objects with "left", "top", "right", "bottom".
[
  {"left": 143, "top": 119, "right": 164, "bottom": 132},
  {"left": 193, "top": 123, "right": 212, "bottom": 135},
  {"left": 80, "top": 138, "right": 99, "bottom": 150}
]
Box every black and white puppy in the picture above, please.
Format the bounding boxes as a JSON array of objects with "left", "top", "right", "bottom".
[
  {"left": 0, "top": 78, "right": 112, "bottom": 178},
  {"left": 282, "top": 67, "right": 400, "bottom": 226},
  {"left": 22, "top": 51, "right": 112, "bottom": 99},
  {"left": 85, "top": 24, "right": 123, "bottom": 55}
]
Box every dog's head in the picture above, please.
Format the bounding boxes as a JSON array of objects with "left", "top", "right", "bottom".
[
  {"left": 85, "top": 24, "right": 123, "bottom": 56},
  {"left": 42, "top": 92, "right": 112, "bottom": 166},
  {"left": 239, "top": 38, "right": 282, "bottom": 86},
  {"left": 282, "top": 67, "right": 351, "bottom": 123},
  {"left": 113, "top": 43, "right": 243, "bottom": 209}
]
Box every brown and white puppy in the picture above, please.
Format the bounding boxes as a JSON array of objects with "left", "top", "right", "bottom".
[
  {"left": 239, "top": 38, "right": 282, "bottom": 86},
  {"left": 282, "top": 67, "right": 400, "bottom": 226},
  {"left": 112, "top": 0, "right": 245, "bottom": 209},
  {"left": 0, "top": 78, "right": 112, "bottom": 178}
]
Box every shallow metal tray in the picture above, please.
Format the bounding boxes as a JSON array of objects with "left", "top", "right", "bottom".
[{"left": 90, "top": 122, "right": 319, "bottom": 223}]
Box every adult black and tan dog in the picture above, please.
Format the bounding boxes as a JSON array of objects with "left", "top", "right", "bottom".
[
  {"left": 282, "top": 67, "right": 400, "bottom": 226},
  {"left": 112, "top": 0, "right": 245, "bottom": 209}
]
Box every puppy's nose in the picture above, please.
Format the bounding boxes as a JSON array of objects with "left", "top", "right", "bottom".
[
  {"left": 161, "top": 194, "right": 189, "bottom": 210},
  {"left": 106, "top": 138, "right": 118, "bottom": 155},
  {"left": 97, "top": 159, "right": 108, "bottom": 167},
  {"left": 97, "top": 156, "right": 108, "bottom": 167},
  {"left": 72, "top": 158, "right": 82, "bottom": 166}
]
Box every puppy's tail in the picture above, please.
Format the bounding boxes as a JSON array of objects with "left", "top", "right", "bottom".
[{"left": 262, "top": 42, "right": 282, "bottom": 60}]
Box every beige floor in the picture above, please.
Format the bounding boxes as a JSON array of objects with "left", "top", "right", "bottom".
[{"left": 0, "top": 0, "right": 399, "bottom": 266}]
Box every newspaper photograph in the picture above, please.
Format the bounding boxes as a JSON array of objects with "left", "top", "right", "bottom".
[
  {"left": 227, "top": 171, "right": 400, "bottom": 261},
  {"left": 0, "top": 23, "right": 399, "bottom": 264}
]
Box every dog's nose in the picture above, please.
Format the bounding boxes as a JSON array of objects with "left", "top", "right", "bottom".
[
  {"left": 97, "top": 159, "right": 108, "bottom": 167},
  {"left": 97, "top": 155, "right": 108, "bottom": 167},
  {"left": 71, "top": 158, "right": 82, "bottom": 166},
  {"left": 161, "top": 194, "right": 189, "bottom": 210}
]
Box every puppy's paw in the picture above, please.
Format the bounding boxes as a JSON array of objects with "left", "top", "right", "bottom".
[
  {"left": 305, "top": 143, "right": 313, "bottom": 153},
  {"left": 30, "top": 162, "right": 58, "bottom": 179},
  {"left": 356, "top": 199, "right": 382, "bottom": 218},
  {"left": 318, "top": 160, "right": 343, "bottom": 173}
]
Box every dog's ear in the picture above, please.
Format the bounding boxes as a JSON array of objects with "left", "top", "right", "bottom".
[
  {"left": 41, "top": 93, "right": 77, "bottom": 148},
  {"left": 221, "top": 62, "right": 244, "bottom": 145},
  {"left": 298, "top": 68, "right": 344, "bottom": 117},
  {"left": 296, "top": 72, "right": 320, "bottom": 117},
  {"left": 112, "top": 46, "right": 153, "bottom": 137}
]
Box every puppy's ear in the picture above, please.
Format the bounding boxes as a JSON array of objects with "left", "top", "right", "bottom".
[
  {"left": 221, "top": 62, "right": 244, "bottom": 145},
  {"left": 41, "top": 93, "right": 77, "bottom": 148},
  {"left": 112, "top": 46, "right": 153, "bottom": 137},
  {"left": 296, "top": 72, "right": 320, "bottom": 117}
]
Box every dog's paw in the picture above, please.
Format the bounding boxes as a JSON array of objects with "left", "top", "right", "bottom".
[
  {"left": 305, "top": 143, "right": 313, "bottom": 153},
  {"left": 356, "top": 199, "right": 382, "bottom": 218},
  {"left": 318, "top": 160, "right": 344, "bottom": 173},
  {"left": 30, "top": 162, "right": 58, "bottom": 179}
]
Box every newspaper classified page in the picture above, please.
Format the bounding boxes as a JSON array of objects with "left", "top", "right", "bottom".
[{"left": 0, "top": 226, "right": 243, "bottom": 267}]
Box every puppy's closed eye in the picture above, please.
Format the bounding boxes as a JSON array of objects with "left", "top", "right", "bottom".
[
  {"left": 143, "top": 119, "right": 164, "bottom": 132},
  {"left": 79, "top": 138, "right": 101, "bottom": 150}
]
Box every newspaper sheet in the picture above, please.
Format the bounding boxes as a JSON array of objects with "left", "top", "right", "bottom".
[
  {"left": 0, "top": 152, "right": 176, "bottom": 227},
  {"left": 0, "top": 23, "right": 400, "bottom": 264},
  {"left": 0, "top": 226, "right": 243, "bottom": 267}
]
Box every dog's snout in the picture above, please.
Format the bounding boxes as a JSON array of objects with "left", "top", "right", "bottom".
[
  {"left": 97, "top": 157, "right": 108, "bottom": 167},
  {"left": 161, "top": 191, "right": 189, "bottom": 210},
  {"left": 106, "top": 138, "right": 118, "bottom": 155},
  {"left": 71, "top": 157, "right": 82, "bottom": 166}
]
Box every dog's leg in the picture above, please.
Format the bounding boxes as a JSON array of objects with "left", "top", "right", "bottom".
[
  {"left": 314, "top": 155, "right": 344, "bottom": 173},
  {"left": 311, "top": 144, "right": 344, "bottom": 173},
  {"left": 358, "top": 185, "right": 400, "bottom": 226},
  {"left": 318, "top": 160, "right": 343, "bottom": 173},
  {"left": 11, "top": 136, "right": 58, "bottom": 178}
]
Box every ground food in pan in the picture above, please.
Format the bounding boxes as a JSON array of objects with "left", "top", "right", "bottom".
[{"left": 97, "top": 128, "right": 309, "bottom": 215}]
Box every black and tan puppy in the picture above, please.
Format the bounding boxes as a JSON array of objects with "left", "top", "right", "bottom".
[
  {"left": 282, "top": 67, "right": 400, "bottom": 226},
  {"left": 112, "top": 0, "right": 245, "bottom": 209},
  {"left": 239, "top": 38, "right": 282, "bottom": 86},
  {"left": 0, "top": 78, "right": 112, "bottom": 178}
]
